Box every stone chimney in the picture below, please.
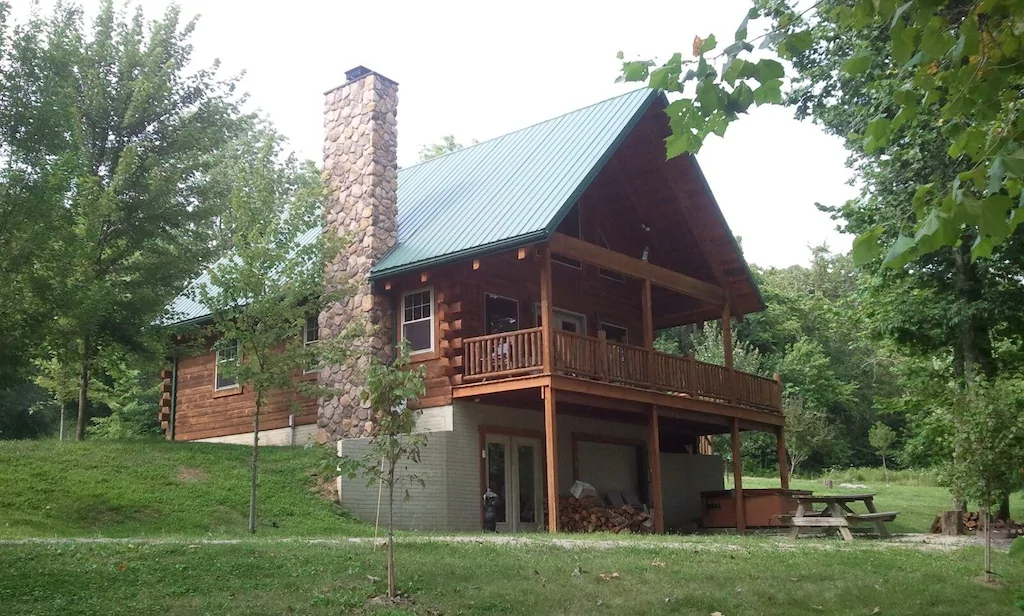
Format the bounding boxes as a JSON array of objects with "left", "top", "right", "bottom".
[{"left": 318, "top": 66, "right": 399, "bottom": 440}]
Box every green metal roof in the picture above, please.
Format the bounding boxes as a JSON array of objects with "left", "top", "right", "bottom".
[
  {"left": 164, "top": 88, "right": 660, "bottom": 326},
  {"left": 370, "top": 87, "right": 660, "bottom": 278}
]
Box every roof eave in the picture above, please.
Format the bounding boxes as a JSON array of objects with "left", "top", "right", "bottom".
[{"left": 369, "top": 230, "right": 550, "bottom": 282}]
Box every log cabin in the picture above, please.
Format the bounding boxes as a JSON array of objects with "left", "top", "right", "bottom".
[{"left": 161, "top": 66, "right": 791, "bottom": 533}]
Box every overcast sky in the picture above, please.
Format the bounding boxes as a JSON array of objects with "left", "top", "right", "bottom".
[{"left": 19, "top": 0, "right": 858, "bottom": 268}]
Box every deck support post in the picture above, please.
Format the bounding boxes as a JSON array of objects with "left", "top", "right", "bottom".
[
  {"left": 730, "top": 417, "right": 746, "bottom": 533},
  {"left": 722, "top": 302, "right": 734, "bottom": 402},
  {"left": 776, "top": 426, "right": 789, "bottom": 490},
  {"left": 540, "top": 245, "right": 553, "bottom": 374},
  {"left": 648, "top": 405, "right": 665, "bottom": 533},
  {"left": 642, "top": 278, "right": 655, "bottom": 386},
  {"left": 543, "top": 385, "right": 559, "bottom": 532}
]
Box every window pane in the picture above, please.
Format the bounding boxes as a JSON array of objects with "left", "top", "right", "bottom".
[
  {"left": 403, "top": 320, "right": 432, "bottom": 352},
  {"left": 487, "top": 442, "right": 507, "bottom": 523},
  {"left": 305, "top": 316, "right": 319, "bottom": 344},
  {"left": 601, "top": 324, "right": 628, "bottom": 344},
  {"left": 517, "top": 444, "right": 536, "bottom": 524},
  {"left": 486, "top": 295, "right": 519, "bottom": 334},
  {"left": 216, "top": 341, "right": 239, "bottom": 389}
]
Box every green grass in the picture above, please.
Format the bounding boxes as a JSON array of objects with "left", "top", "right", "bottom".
[
  {"left": 0, "top": 440, "right": 367, "bottom": 539},
  {"left": 743, "top": 476, "right": 1024, "bottom": 534},
  {"left": 0, "top": 538, "right": 1020, "bottom": 615}
]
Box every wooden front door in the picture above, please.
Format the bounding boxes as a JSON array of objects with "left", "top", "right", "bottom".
[{"left": 484, "top": 434, "right": 543, "bottom": 532}]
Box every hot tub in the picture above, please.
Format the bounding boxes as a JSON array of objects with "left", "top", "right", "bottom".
[{"left": 700, "top": 488, "right": 812, "bottom": 528}]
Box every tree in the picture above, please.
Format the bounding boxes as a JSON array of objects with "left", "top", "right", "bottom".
[
  {"left": 868, "top": 422, "right": 897, "bottom": 483},
  {"left": 338, "top": 344, "right": 427, "bottom": 599},
  {"left": 198, "top": 120, "right": 349, "bottom": 534},
  {"left": 945, "top": 377, "right": 1024, "bottom": 581},
  {"left": 417, "top": 135, "right": 475, "bottom": 162},
  {"left": 620, "top": 0, "right": 1024, "bottom": 264},
  {"left": 783, "top": 396, "right": 835, "bottom": 476},
  {"left": 1, "top": 1, "right": 241, "bottom": 440}
]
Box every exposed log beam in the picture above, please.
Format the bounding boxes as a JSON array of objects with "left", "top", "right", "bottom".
[
  {"left": 548, "top": 233, "right": 724, "bottom": 304},
  {"left": 731, "top": 417, "right": 746, "bottom": 533},
  {"left": 648, "top": 406, "right": 665, "bottom": 533},
  {"left": 544, "top": 385, "right": 559, "bottom": 533}
]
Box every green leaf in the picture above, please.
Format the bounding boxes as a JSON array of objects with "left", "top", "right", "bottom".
[
  {"left": 863, "top": 116, "right": 891, "bottom": 153},
  {"left": 914, "top": 207, "right": 957, "bottom": 254},
  {"left": 891, "top": 22, "right": 918, "bottom": 66},
  {"left": 988, "top": 156, "right": 1006, "bottom": 196},
  {"left": 699, "top": 34, "right": 717, "bottom": 54},
  {"left": 842, "top": 49, "right": 873, "bottom": 75},
  {"left": 730, "top": 82, "right": 754, "bottom": 113},
  {"left": 971, "top": 235, "right": 996, "bottom": 259},
  {"left": 882, "top": 235, "right": 917, "bottom": 269},
  {"left": 753, "top": 79, "right": 783, "bottom": 105},
  {"left": 977, "top": 194, "right": 1013, "bottom": 241},
  {"left": 778, "top": 30, "right": 814, "bottom": 58},
  {"left": 621, "top": 61, "right": 650, "bottom": 82},
  {"left": 664, "top": 132, "right": 699, "bottom": 158},
  {"left": 890, "top": 1, "right": 912, "bottom": 28},
  {"left": 756, "top": 59, "right": 785, "bottom": 81},
  {"left": 852, "top": 226, "right": 884, "bottom": 265},
  {"left": 1001, "top": 152, "right": 1024, "bottom": 178}
]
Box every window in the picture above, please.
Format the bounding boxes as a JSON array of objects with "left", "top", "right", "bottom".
[
  {"left": 596, "top": 231, "right": 626, "bottom": 282},
  {"left": 402, "top": 288, "right": 434, "bottom": 354},
  {"left": 552, "top": 205, "right": 583, "bottom": 269},
  {"left": 535, "top": 305, "right": 587, "bottom": 334},
  {"left": 303, "top": 315, "right": 320, "bottom": 374},
  {"left": 600, "top": 323, "right": 629, "bottom": 344},
  {"left": 215, "top": 340, "right": 240, "bottom": 390},
  {"left": 485, "top": 294, "right": 520, "bottom": 334}
]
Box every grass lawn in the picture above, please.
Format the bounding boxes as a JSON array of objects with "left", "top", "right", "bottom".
[
  {"left": 1, "top": 538, "right": 1020, "bottom": 615},
  {"left": 744, "top": 476, "right": 1024, "bottom": 534},
  {"left": 0, "top": 440, "right": 367, "bottom": 539}
]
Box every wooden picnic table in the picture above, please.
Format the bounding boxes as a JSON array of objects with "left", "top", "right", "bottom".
[{"left": 789, "top": 493, "right": 899, "bottom": 541}]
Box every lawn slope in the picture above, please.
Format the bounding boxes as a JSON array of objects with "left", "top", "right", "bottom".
[{"left": 0, "top": 440, "right": 366, "bottom": 539}]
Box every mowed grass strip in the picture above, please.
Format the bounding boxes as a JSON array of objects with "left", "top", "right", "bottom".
[
  {"left": 0, "top": 440, "right": 367, "bottom": 539},
  {"left": 0, "top": 539, "right": 1020, "bottom": 615}
]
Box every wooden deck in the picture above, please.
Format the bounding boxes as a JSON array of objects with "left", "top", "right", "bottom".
[{"left": 460, "top": 328, "right": 782, "bottom": 414}]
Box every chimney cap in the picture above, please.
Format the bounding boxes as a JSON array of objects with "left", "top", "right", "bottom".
[{"left": 324, "top": 66, "right": 398, "bottom": 95}]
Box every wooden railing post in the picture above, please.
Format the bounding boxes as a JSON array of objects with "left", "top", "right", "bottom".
[
  {"left": 731, "top": 417, "right": 746, "bottom": 533},
  {"left": 773, "top": 372, "right": 783, "bottom": 411},
  {"left": 540, "top": 245, "right": 553, "bottom": 375},
  {"left": 776, "top": 426, "right": 790, "bottom": 490},
  {"left": 597, "top": 330, "right": 609, "bottom": 381}
]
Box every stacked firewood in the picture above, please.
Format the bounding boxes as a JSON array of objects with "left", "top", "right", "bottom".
[
  {"left": 930, "top": 511, "right": 1024, "bottom": 536},
  {"left": 551, "top": 497, "right": 654, "bottom": 534}
]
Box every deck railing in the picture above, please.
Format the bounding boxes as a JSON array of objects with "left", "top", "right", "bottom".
[
  {"left": 462, "top": 328, "right": 782, "bottom": 413},
  {"left": 463, "top": 327, "right": 543, "bottom": 380}
]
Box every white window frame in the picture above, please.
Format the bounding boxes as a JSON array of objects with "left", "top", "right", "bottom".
[
  {"left": 401, "top": 287, "right": 435, "bottom": 356},
  {"left": 534, "top": 303, "right": 588, "bottom": 334},
  {"left": 214, "top": 339, "right": 241, "bottom": 391},
  {"left": 303, "top": 314, "right": 320, "bottom": 374}
]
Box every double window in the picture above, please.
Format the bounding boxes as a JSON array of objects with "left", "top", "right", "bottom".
[
  {"left": 402, "top": 288, "right": 434, "bottom": 354},
  {"left": 215, "top": 340, "right": 240, "bottom": 391}
]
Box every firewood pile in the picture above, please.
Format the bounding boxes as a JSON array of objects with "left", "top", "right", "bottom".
[
  {"left": 929, "top": 511, "right": 1024, "bottom": 536},
  {"left": 552, "top": 496, "right": 654, "bottom": 534}
]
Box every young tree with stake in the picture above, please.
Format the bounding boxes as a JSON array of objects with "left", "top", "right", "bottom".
[
  {"left": 338, "top": 344, "right": 427, "bottom": 599},
  {"left": 868, "top": 422, "right": 897, "bottom": 484},
  {"left": 199, "top": 120, "right": 352, "bottom": 534}
]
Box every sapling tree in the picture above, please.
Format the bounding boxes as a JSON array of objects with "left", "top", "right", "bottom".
[
  {"left": 199, "top": 119, "right": 352, "bottom": 534},
  {"left": 783, "top": 396, "right": 835, "bottom": 476},
  {"left": 868, "top": 422, "right": 897, "bottom": 484},
  {"left": 338, "top": 343, "right": 427, "bottom": 599},
  {"left": 945, "top": 377, "right": 1024, "bottom": 582}
]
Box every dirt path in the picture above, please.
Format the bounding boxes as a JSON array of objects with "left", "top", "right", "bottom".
[{"left": 0, "top": 533, "right": 1007, "bottom": 552}]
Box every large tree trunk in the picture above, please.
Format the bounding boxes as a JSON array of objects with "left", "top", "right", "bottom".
[
  {"left": 387, "top": 459, "right": 396, "bottom": 599},
  {"left": 75, "top": 336, "right": 91, "bottom": 441},
  {"left": 248, "top": 397, "right": 261, "bottom": 534}
]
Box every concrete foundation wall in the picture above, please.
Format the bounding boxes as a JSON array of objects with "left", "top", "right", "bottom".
[
  {"left": 195, "top": 423, "right": 319, "bottom": 446},
  {"left": 335, "top": 400, "right": 724, "bottom": 532}
]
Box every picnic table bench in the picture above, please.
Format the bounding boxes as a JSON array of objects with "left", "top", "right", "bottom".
[{"left": 788, "top": 493, "right": 899, "bottom": 541}]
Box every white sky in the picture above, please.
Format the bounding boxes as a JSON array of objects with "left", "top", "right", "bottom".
[{"left": 17, "top": 0, "right": 858, "bottom": 268}]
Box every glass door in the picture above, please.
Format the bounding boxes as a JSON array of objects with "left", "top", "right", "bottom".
[{"left": 484, "top": 434, "right": 543, "bottom": 532}]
